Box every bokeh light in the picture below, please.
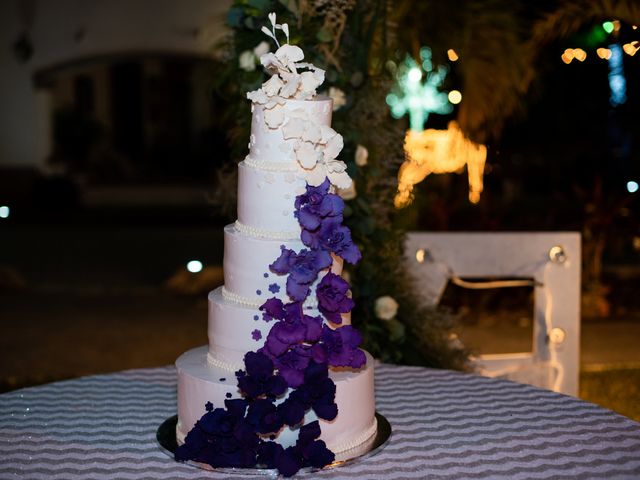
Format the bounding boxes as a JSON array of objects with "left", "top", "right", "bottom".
[
  {"left": 187, "top": 260, "right": 203, "bottom": 273},
  {"left": 0, "top": 206, "right": 9, "bottom": 219},
  {"left": 448, "top": 90, "right": 462, "bottom": 104},
  {"left": 573, "top": 48, "right": 587, "bottom": 62},
  {"left": 408, "top": 67, "right": 422, "bottom": 83},
  {"left": 627, "top": 181, "right": 639, "bottom": 193}
]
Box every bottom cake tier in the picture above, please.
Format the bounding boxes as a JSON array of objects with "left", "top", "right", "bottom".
[{"left": 176, "top": 346, "right": 377, "bottom": 455}]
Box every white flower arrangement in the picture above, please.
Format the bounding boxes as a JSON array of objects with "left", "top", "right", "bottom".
[
  {"left": 246, "top": 12, "right": 352, "bottom": 190},
  {"left": 329, "top": 87, "right": 347, "bottom": 111},
  {"left": 238, "top": 41, "right": 271, "bottom": 72},
  {"left": 249, "top": 14, "right": 325, "bottom": 103},
  {"left": 355, "top": 144, "right": 369, "bottom": 166},
  {"left": 374, "top": 296, "right": 399, "bottom": 321}
]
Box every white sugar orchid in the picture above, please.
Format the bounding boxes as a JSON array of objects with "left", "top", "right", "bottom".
[
  {"left": 324, "top": 133, "right": 343, "bottom": 162},
  {"left": 294, "top": 141, "right": 323, "bottom": 169},
  {"left": 262, "top": 75, "right": 283, "bottom": 97},
  {"left": 305, "top": 158, "right": 352, "bottom": 189},
  {"left": 279, "top": 71, "right": 301, "bottom": 98},
  {"left": 282, "top": 120, "right": 304, "bottom": 140},
  {"left": 249, "top": 12, "right": 325, "bottom": 102},
  {"left": 301, "top": 123, "right": 321, "bottom": 143},
  {"left": 264, "top": 105, "right": 285, "bottom": 128},
  {"left": 246, "top": 88, "right": 269, "bottom": 104}
]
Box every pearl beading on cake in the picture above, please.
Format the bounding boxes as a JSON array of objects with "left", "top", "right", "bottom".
[
  {"left": 243, "top": 156, "right": 300, "bottom": 172},
  {"left": 234, "top": 220, "right": 300, "bottom": 241},
  {"left": 221, "top": 285, "right": 319, "bottom": 308},
  {"left": 206, "top": 352, "right": 244, "bottom": 372},
  {"left": 329, "top": 417, "right": 378, "bottom": 454}
]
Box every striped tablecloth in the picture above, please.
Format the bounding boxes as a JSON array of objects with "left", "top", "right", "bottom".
[{"left": 2, "top": 364, "right": 640, "bottom": 480}]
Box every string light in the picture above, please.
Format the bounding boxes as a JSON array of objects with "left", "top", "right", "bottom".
[
  {"left": 561, "top": 48, "right": 574, "bottom": 64},
  {"left": 407, "top": 67, "right": 422, "bottom": 83},
  {"left": 627, "top": 181, "right": 639, "bottom": 193},
  {"left": 597, "top": 48, "right": 612, "bottom": 60},
  {"left": 389, "top": 50, "right": 485, "bottom": 206},
  {"left": 448, "top": 90, "right": 462, "bottom": 104},
  {"left": 573, "top": 48, "right": 587, "bottom": 61},
  {"left": 447, "top": 49, "right": 459, "bottom": 62},
  {"left": 602, "top": 21, "right": 614, "bottom": 34},
  {"left": 608, "top": 44, "right": 627, "bottom": 106},
  {"left": 0, "top": 206, "right": 9, "bottom": 219},
  {"left": 386, "top": 54, "right": 452, "bottom": 132},
  {"left": 396, "top": 122, "right": 487, "bottom": 207},
  {"left": 623, "top": 42, "right": 639, "bottom": 56}
]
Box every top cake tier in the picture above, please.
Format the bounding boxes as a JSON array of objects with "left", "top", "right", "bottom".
[{"left": 246, "top": 96, "right": 333, "bottom": 166}]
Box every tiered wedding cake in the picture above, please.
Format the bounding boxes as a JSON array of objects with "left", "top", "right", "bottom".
[{"left": 174, "top": 14, "right": 376, "bottom": 475}]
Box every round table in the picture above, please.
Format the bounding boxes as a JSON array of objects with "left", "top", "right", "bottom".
[{"left": 1, "top": 364, "right": 639, "bottom": 480}]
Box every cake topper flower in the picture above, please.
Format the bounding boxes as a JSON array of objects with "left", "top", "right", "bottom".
[
  {"left": 248, "top": 13, "right": 325, "bottom": 103},
  {"left": 246, "top": 13, "right": 353, "bottom": 190}
]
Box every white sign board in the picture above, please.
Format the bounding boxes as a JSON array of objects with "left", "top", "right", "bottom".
[{"left": 406, "top": 232, "right": 581, "bottom": 396}]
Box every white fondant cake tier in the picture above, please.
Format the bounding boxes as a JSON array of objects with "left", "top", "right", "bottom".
[
  {"left": 222, "top": 224, "right": 343, "bottom": 306},
  {"left": 248, "top": 96, "right": 332, "bottom": 165},
  {"left": 237, "top": 161, "right": 306, "bottom": 236},
  {"left": 176, "top": 346, "right": 376, "bottom": 454},
  {"left": 207, "top": 287, "right": 351, "bottom": 370}
]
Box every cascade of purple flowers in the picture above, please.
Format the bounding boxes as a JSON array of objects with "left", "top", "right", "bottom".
[{"left": 176, "top": 179, "right": 364, "bottom": 477}]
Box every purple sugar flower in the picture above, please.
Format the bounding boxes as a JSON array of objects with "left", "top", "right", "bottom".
[
  {"left": 296, "top": 421, "right": 335, "bottom": 469},
  {"left": 320, "top": 325, "right": 366, "bottom": 369},
  {"left": 260, "top": 307, "right": 323, "bottom": 359},
  {"left": 288, "top": 361, "right": 338, "bottom": 421},
  {"left": 175, "top": 399, "right": 259, "bottom": 468},
  {"left": 302, "top": 219, "right": 361, "bottom": 265},
  {"left": 270, "top": 247, "right": 332, "bottom": 301},
  {"left": 277, "top": 395, "right": 307, "bottom": 426},
  {"left": 236, "top": 351, "right": 287, "bottom": 399},
  {"left": 259, "top": 298, "right": 286, "bottom": 322},
  {"left": 256, "top": 441, "right": 282, "bottom": 468},
  {"left": 294, "top": 179, "right": 344, "bottom": 231},
  {"left": 294, "top": 178, "right": 331, "bottom": 210},
  {"left": 275, "top": 446, "right": 303, "bottom": 477},
  {"left": 316, "top": 272, "right": 354, "bottom": 324},
  {"left": 246, "top": 398, "right": 284, "bottom": 434},
  {"left": 251, "top": 329, "right": 262, "bottom": 341},
  {"left": 273, "top": 344, "right": 311, "bottom": 388}
]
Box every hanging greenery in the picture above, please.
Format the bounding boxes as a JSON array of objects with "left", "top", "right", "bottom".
[{"left": 211, "top": 0, "right": 470, "bottom": 370}]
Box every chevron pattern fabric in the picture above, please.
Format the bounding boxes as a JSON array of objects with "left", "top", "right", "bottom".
[{"left": 1, "top": 364, "right": 639, "bottom": 479}]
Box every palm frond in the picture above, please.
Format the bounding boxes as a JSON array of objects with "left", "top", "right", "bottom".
[{"left": 529, "top": 0, "right": 640, "bottom": 47}]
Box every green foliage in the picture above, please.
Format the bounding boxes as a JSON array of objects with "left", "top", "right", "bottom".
[{"left": 214, "top": 0, "right": 470, "bottom": 370}]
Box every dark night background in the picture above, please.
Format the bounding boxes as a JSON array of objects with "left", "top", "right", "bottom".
[{"left": 0, "top": 1, "right": 638, "bottom": 420}]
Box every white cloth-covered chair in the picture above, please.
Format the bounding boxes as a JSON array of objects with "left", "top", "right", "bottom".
[{"left": 405, "top": 232, "right": 581, "bottom": 396}]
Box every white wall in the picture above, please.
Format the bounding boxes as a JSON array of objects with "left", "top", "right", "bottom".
[{"left": 0, "top": 0, "right": 231, "bottom": 169}]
